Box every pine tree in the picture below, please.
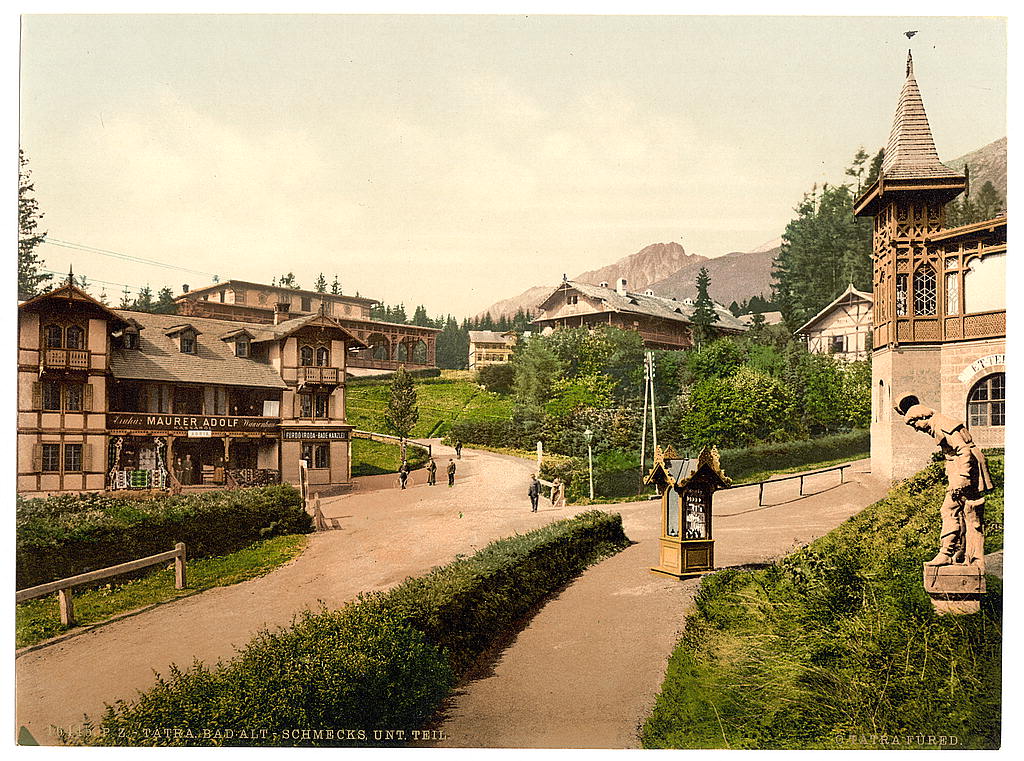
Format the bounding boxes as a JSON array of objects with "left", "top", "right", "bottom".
[
  {"left": 690, "top": 267, "right": 718, "bottom": 348},
  {"left": 119, "top": 286, "right": 133, "bottom": 309},
  {"left": 331, "top": 275, "right": 341, "bottom": 295},
  {"left": 18, "top": 150, "right": 51, "bottom": 299},
  {"left": 277, "top": 272, "right": 300, "bottom": 289},
  {"left": 154, "top": 286, "right": 177, "bottom": 314},
  {"left": 134, "top": 285, "right": 155, "bottom": 312},
  {"left": 384, "top": 366, "right": 419, "bottom": 442},
  {"left": 975, "top": 181, "right": 1004, "bottom": 220},
  {"left": 314, "top": 273, "right": 328, "bottom": 293},
  {"left": 412, "top": 305, "right": 431, "bottom": 326}
]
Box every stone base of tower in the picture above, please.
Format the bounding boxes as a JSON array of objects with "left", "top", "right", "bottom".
[{"left": 871, "top": 340, "right": 1005, "bottom": 483}]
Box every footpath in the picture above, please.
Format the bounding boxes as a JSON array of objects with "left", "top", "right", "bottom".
[{"left": 428, "top": 459, "right": 889, "bottom": 749}]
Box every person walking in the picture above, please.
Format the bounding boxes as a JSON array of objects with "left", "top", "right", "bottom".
[
  {"left": 528, "top": 474, "right": 541, "bottom": 512},
  {"left": 398, "top": 459, "right": 410, "bottom": 490},
  {"left": 454, "top": 440, "right": 463, "bottom": 459},
  {"left": 447, "top": 458, "right": 457, "bottom": 487},
  {"left": 551, "top": 476, "right": 565, "bottom": 507},
  {"left": 427, "top": 458, "right": 437, "bottom": 486}
]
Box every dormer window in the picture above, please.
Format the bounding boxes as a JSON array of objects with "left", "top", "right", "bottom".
[
  {"left": 180, "top": 333, "right": 196, "bottom": 354},
  {"left": 123, "top": 330, "right": 139, "bottom": 350},
  {"left": 235, "top": 338, "right": 250, "bottom": 358}
]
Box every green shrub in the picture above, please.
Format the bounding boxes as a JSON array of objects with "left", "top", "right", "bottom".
[
  {"left": 69, "top": 510, "right": 630, "bottom": 746},
  {"left": 476, "top": 363, "right": 515, "bottom": 394},
  {"left": 641, "top": 458, "right": 1004, "bottom": 749},
  {"left": 718, "top": 430, "right": 869, "bottom": 482},
  {"left": 17, "top": 485, "right": 312, "bottom": 589}
]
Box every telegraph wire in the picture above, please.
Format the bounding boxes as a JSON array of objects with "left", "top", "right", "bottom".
[{"left": 42, "top": 237, "right": 220, "bottom": 279}]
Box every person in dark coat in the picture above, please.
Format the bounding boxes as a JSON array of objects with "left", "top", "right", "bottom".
[
  {"left": 399, "top": 460, "right": 410, "bottom": 490},
  {"left": 528, "top": 474, "right": 540, "bottom": 512},
  {"left": 447, "top": 458, "right": 457, "bottom": 487},
  {"left": 427, "top": 458, "right": 437, "bottom": 486},
  {"left": 454, "top": 440, "right": 463, "bottom": 459}
]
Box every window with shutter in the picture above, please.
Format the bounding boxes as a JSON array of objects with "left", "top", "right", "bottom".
[
  {"left": 82, "top": 442, "right": 93, "bottom": 472},
  {"left": 32, "top": 382, "right": 42, "bottom": 410},
  {"left": 32, "top": 444, "right": 42, "bottom": 471},
  {"left": 84, "top": 383, "right": 94, "bottom": 412}
]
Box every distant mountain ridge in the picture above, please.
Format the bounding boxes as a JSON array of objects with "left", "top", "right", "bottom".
[
  {"left": 477, "top": 242, "right": 703, "bottom": 320},
  {"left": 947, "top": 137, "right": 1007, "bottom": 204},
  {"left": 646, "top": 246, "right": 778, "bottom": 307}
]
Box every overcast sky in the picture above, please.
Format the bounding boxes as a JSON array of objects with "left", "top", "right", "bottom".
[{"left": 19, "top": 14, "right": 1007, "bottom": 317}]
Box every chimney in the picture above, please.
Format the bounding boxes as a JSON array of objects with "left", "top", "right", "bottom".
[
  {"left": 274, "top": 302, "right": 291, "bottom": 325},
  {"left": 182, "top": 284, "right": 190, "bottom": 293},
  {"left": 599, "top": 281, "right": 609, "bottom": 289},
  {"left": 616, "top": 278, "right": 627, "bottom": 295}
]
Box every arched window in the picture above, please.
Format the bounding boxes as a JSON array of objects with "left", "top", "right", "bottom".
[
  {"left": 968, "top": 373, "right": 1005, "bottom": 427},
  {"left": 368, "top": 335, "right": 389, "bottom": 361},
  {"left": 44, "top": 324, "right": 63, "bottom": 348},
  {"left": 396, "top": 342, "right": 409, "bottom": 362},
  {"left": 299, "top": 346, "right": 314, "bottom": 366},
  {"left": 316, "top": 346, "right": 330, "bottom": 366},
  {"left": 65, "top": 325, "right": 85, "bottom": 350},
  {"left": 412, "top": 340, "right": 428, "bottom": 364},
  {"left": 913, "top": 264, "right": 937, "bottom": 316}
]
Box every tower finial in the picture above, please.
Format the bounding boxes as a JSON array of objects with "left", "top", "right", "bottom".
[
  {"left": 906, "top": 49, "right": 914, "bottom": 78},
  {"left": 66, "top": 264, "right": 75, "bottom": 287}
]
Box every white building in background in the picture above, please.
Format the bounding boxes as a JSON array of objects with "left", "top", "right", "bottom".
[{"left": 795, "top": 285, "right": 873, "bottom": 361}]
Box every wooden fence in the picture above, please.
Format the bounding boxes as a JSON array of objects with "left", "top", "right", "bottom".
[
  {"left": 15, "top": 543, "right": 187, "bottom": 627},
  {"left": 741, "top": 464, "right": 853, "bottom": 506}
]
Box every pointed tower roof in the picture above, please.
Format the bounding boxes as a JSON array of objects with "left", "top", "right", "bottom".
[
  {"left": 853, "top": 50, "right": 966, "bottom": 217},
  {"left": 880, "top": 51, "right": 963, "bottom": 180}
]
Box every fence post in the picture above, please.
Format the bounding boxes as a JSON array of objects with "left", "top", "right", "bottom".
[
  {"left": 174, "top": 542, "right": 187, "bottom": 589},
  {"left": 758, "top": 482, "right": 764, "bottom": 506},
  {"left": 58, "top": 588, "right": 75, "bottom": 627},
  {"left": 799, "top": 475, "right": 804, "bottom": 496},
  {"left": 840, "top": 466, "right": 846, "bottom": 484}
]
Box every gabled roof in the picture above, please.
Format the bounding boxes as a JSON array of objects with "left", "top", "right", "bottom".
[
  {"left": 468, "top": 330, "right": 512, "bottom": 344},
  {"left": 644, "top": 445, "right": 731, "bottom": 491},
  {"left": 164, "top": 323, "right": 202, "bottom": 337},
  {"left": 533, "top": 280, "right": 747, "bottom": 332},
  {"left": 795, "top": 284, "right": 873, "bottom": 335},
  {"left": 248, "top": 312, "right": 368, "bottom": 349},
  {"left": 881, "top": 52, "right": 963, "bottom": 182},
  {"left": 18, "top": 282, "right": 129, "bottom": 327}
]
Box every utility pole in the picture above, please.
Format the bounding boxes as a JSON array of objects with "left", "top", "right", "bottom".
[{"left": 639, "top": 351, "right": 659, "bottom": 493}]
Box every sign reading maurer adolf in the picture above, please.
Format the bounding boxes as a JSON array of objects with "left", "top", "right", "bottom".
[{"left": 107, "top": 413, "right": 280, "bottom": 433}]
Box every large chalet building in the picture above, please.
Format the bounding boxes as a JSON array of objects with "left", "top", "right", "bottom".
[
  {"left": 531, "top": 278, "right": 746, "bottom": 349},
  {"left": 175, "top": 280, "right": 440, "bottom": 374},
  {"left": 17, "top": 280, "right": 373, "bottom": 497},
  {"left": 855, "top": 52, "right": 1006, "bottom": 480}
]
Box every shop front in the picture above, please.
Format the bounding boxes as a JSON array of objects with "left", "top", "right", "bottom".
[
  {"left": 107, "top": 412, "right": 281, "bottom": 491},
  {"left": 280, "top": 427, "right": 353, "bottom": 491}
]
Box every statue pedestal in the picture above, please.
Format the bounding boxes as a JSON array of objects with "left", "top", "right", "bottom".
[{"left": 923, "top": 563, "right": 985, "bottom": 615}]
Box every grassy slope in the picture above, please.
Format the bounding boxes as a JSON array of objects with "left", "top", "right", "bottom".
[
  {"left": 346, "top": 373, "right": 513, "bottom": 473},
  {"left": 17, "top": 534, "right": 308, "bottom": 648},
  {"left": 641, "top": 457, "right": 1004, "bottom": 750}
]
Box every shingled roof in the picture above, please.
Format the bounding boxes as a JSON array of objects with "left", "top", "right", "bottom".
[
  {"left": 108, "top": 311, "right": 292, "bottom": 389},
  {"left": 880, "top": 52, "right": 964, "bottom": 181},
  {"left": 535, "top": 281, "right": 746, "bottom": 332}
]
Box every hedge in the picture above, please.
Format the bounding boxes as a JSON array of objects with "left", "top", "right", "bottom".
[
  {"left": 718, "top": 429, "right": 869, "bottom": 482},
  {"left": 68, "top": 510, "right": 629, "bottom": 747},
  {"left": 16, "top": 485, "right": 312, "bottom": 590}
]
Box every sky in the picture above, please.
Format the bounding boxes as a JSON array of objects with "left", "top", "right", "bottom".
[{"left": 18, "top": 13, "right": 1007, "bottom": 317}]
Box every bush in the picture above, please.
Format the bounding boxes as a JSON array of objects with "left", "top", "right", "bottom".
[
  {"left": 69, "top": 510, "right": 630, "bottom": 746},
  {"left": 540, "top": 449, "right": 643, "bottom": 502},
  {"left": 641, "top": 458, "right": 1004, "bottom": 749},
  {"left": 16, "top": 485, "right": 312, "bottom": 589},
  {"left": 476, "top": 363, "right": 515, "bottom": 394},
  {"left": 718, "top": 430, "right": 869, "bottom": 482},
  {"left": 447, "top": 417, "right": 521, "bottom": 449}
]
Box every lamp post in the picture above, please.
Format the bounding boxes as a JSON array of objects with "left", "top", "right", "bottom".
[{"left": 583, "top": 428, "right": 594, "bottom": 500}]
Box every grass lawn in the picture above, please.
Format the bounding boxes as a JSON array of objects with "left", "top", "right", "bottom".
[
  {"left": 350, "top": 438, "right": 429, "bottom": 476},
  {"left": 16, "top": 534, "right": 308, "bottom": 649},
  {"left": 641, "top": 456, "right": 1004, "bottom": 749},
  {"left": 346, "top": 371, "right": 514, "bottom": 441}
]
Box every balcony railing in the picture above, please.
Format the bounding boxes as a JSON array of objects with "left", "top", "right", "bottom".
[
  {"left": 298, "top": 366, "right": 341, "bottom": 385},
  {"left": 43, "top": 348, "right": 90, "bottom": 370}
]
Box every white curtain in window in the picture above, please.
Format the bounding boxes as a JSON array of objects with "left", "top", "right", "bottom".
[{"left": 963, "top": 253, "right": 1006, "bottom": 314}]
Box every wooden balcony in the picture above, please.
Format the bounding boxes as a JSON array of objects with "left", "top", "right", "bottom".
[
  {"left": 298, "top": 366, "right": 342, "bottom": 386},
  {"left": 43, "top": 349, "right": 90, "bottom": 371}
]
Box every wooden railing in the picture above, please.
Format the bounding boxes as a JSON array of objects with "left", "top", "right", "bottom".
[
  {"left": 739, "top": 464, "right": 853, "bottom": 506},
  {"left": 351, "top": 430, "right": 431, "bottom": 456},
  {"left": 16, "top": 543, "right": 186, "bottom": 627},
  {"left": 298, "top": 366, "right": 341, "bottom": 385},
  {"left": 43, "top": 348, "right": 90, "bottom": 370}
]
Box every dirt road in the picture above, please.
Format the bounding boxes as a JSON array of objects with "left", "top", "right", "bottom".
[{"left": 16, "top": 450, "right": 886, "bottom": 748}]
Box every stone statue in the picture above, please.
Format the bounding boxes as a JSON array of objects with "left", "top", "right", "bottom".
[{"left": 895, "top": 396, "right": 992, "bottom": 569}]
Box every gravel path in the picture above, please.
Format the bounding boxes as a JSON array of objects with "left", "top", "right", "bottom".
[
  {"left": 427, "top": 459, "right": 889, "bottom": 749},
  {"left": 16, "top": 451, "right": 887, "bottom": 748}
]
